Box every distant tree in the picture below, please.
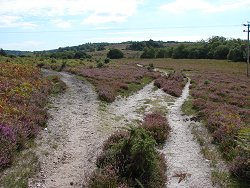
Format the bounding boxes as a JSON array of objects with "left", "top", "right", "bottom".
[
  {"left": 172, "top": 44, "right": 188, "bottom": 59},
  {"left": 107, "top": 49, "right": 124, "bottom": 59},
  {"left": 74, "top": 51, "right": 90, "bottom": 59},
  {"left": 227, "top": 47, "right": 244, "bottom": 62},
  {"left": 127, "top": 42, "right": 146, "bottom": 51},
  {"left": 213, "top": 45, "right": 229, "bottom": 59},
  {"left": 127, "top": 40, "right": 164, "bottom": 51},
  {"left": 140, "top": 47, "right": 156, "bottom": 58},
  {"left": 97, "top": 46, "right": 105, "bottom": 51},
  {"left": 208, "top": 36, "right": 227, "bottom": 46},
  {"left": 0, "top": 48, "right": 7, "bottom": 56},
  {"left": 146, "top": 39, "right": 164, "bottom": 48},
  {"left": 186, "top": 45, "right": 208, "bottom": 59},
  {"left": 156, "top": 48, "right": 168, "bottom": 58},
  {"left": 165, "top": 47, "right": 174, "bottom": 58}
]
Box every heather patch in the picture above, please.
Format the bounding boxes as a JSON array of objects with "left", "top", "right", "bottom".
[
  {"left": 141, "top": 112, "right": 170, "bottom": 145},
  {"left": 154, "top": 72, "right": 187, "bottom": 97},
  {"left": 190, "top": 71, "right": 250, "bottom": 181},
  {"left": 0, "top": 62, "right": 63, "bottom": 169},
  {"left": 70, "top": 64, "right": 160, "bottom": 102}
]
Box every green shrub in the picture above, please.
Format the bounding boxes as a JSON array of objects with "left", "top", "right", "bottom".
[
  {"left": 58, "top": 61, "right": 67, "bottom": 72},
  {"left": 141, "top": 47, "right": 156, "bottom": 59},
  {"left": 97, "top": 62, "right": 104, "bottom": 68},
  {"left": 51, "top": 58, "right": 57, "bottom": 63},
  {"left": 147, "top": 63, "right": 154, "bottom": 71},
  {"left": 46, "top": 75, "right": 67, "bottom": 95},
  {"left": 104, "top": 58, "right": 110, "bottom": 64},
  {"left": 90, "top": 127, "right": 166, "bottom": 187},
  {"left": 114, "top": 127, "right": 157, "bottom": 183},
  {"left": 107, "top": 49, "right": 124, "bottom": 59}
]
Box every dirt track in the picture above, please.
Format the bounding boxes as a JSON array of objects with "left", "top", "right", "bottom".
[
  {"left": 163, "top": 79, "right": 213, "bottom": 187},
  {"left": 29, "top": 70, "right": 214, "bottom": 188},
  {"left": 29, "top": 70, "right": 122, "bottom": 187}
]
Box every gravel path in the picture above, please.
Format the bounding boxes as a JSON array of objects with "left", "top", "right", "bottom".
[
  {"left": 29, "top": 70, "right": 120, "bottom": 188},
  {"left": 163, "top": 79, "right": 214, "bottom": 188},
  {"left": 28, "top": 69, "right": 214, "bottom": 188},
  {"left": 109, "top": 82, "right": 174, "bottom": 123}
]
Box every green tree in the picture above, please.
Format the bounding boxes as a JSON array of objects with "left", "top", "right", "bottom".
[
  {"left": 0, "top": 48, "right": 7, "bottom": 56},
  {"left": 156, "top": 48, "right": 167, "bottom": 58},
  {"left": 74, "top": 51, "right": 90, "bottom": 59},
  {"left": 141, "top": 47, "right": 156, "bottom": 58},
  {"left": 172, "top": 44, "right": 188, "bottom": 59},
  {"left": 213, "top": 45, "right": 229, "bottom": 59},
  {"left": 107, "top": 49, "right": 124, "bottom": 59},
  {"left": 227, "top": 47, "right": 244, "bottom": 62}
]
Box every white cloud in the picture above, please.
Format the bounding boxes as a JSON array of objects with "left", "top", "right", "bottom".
[
  {"left": 0, "top": 0, "right": 143, "bottom": 26},
  {"left": 0, "top": 40, "right": 45, "bottom": 51},
  {"left": 51, "top": 19, "right": 72, "bottom": 28},
  {"left": 104, "top": 30, "right": 161, "bottom": 35},
  {"left": 83, "top": 14, "right": 127, "bottom": 25},
  {"left": 159, "top": 0, "right": 250, "bottom": 14},
  {"left": 0, "top": 15, "right": 36, "bottom": 28},
  {"left": 88, "top": 35, "right": 205, "bottom": 43}
]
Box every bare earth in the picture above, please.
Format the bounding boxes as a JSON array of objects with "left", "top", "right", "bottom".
[
  {"left": 28, "top": 70, "right": 123, "bottom": 188},
  {"left": 163, "top": 79, "right": 213, "bottom": 188},
  {"left": 29, "top": 70, "right": 214, "bottom": 188},
  {"left": 108, "top": 82, "right": 174, "bottom": 123}
]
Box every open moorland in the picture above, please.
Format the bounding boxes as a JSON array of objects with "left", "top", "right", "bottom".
[{"left": 0, "top": 40, "right": 249, "bottom": 188}]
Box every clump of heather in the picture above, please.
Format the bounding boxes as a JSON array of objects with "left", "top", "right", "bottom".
[
  {"left": 97, "top": 85, "right": 116, "bottom": 102},
  {"left": 154, "top": 72, "right": 187, "bottom": 97},
  {"left": 0, "top": 124, "right": 16, "bottom": 168},
  {"left": 89, "top": 127, "right": 166, "bottom": 188},
  {"left": 141, "top": 112, "right": 170, "bottom": 145}
]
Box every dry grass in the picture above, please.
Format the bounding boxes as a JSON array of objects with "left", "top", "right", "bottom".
[{"left": 127, "top": 58, "right": 246, "bottom": 74}]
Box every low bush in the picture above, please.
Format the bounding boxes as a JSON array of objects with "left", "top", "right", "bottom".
[
  {"left": 46, "top": 75, "right": 67, "bottom": 95},
  {"left": 97, "top": 86, "right": 116, "bottom": 103},
  {"left": 154, "top": 72, "right": 187, "bottom": 97},
  {"left": 89, "top": 111, "right": 170, "bottom": 187},
  {"left": 96, "top": 62, "right": 104, "bottom": 68},
  {"left": 89, "top": 127, "right": 166, "bottom": 188},
  {"left": 107, "top": 49, "right": 124, "bottom": 59},
  {"left": 0, "top": 124, "right": 16, "bottom": 167},
  {"left": 141, "top": 112, "right": 170, "bottom": 145},
  {"left": 104, "top": 58, "right": 110, "bottom": 64}
]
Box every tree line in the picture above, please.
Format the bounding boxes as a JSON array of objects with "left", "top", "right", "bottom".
[{"left": 137, "top": 36, "right": 246, "bottom": 62}]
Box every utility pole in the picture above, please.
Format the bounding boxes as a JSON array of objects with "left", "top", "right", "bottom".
[{"left": 243, "top": 22, "right": 249, "bottom": 77}]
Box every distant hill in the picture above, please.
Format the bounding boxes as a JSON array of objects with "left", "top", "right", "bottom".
[
  {"left": 39, "top": 42, "right": 111, "bottom": 53},
  {"left": 35, "top": 40, "right": 182, "bottom": 54},
  {"left": 3, "top": 40, "right": 185, "bottom": 57},
  {"left": 5, "top": 50, "right": 32, "bottom": 56}
]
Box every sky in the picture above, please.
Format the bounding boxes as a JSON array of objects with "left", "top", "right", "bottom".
[{"left": 0, "top": 0, "right": 249, "bottom": 51}]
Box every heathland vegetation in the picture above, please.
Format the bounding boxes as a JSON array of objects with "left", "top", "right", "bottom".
[
  {"left": 136, "top": 58, "right": 249, "bottom": 184},
  {"left": 0, "top": 36, "right": 249, "bottom": 187},
  {"left": 89, "top": 112, "right": 169, "bottom": 188},
  {"left": 0, "top": 57, "right": 66, "bottom": 186}
]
